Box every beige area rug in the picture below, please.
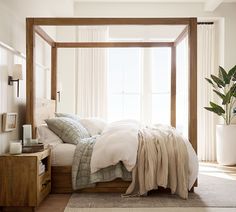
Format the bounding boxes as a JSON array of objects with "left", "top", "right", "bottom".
[{"left": 65, "top": 167, "right": 236, "bottom": 209}]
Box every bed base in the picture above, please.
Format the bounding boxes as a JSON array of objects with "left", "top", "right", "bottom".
[
  {"left": 51, "top": 166, "right": 130, "bottom": 193},
  {"left": 51, "top": 166, "right": 195, "bottom": 194}
]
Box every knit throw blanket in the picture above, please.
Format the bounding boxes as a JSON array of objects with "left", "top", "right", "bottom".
[{"left": 125, "top": 125, "right": 189, "bottom": 199}]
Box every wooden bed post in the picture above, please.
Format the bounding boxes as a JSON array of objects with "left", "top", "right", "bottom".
[
  {"left": 171, "top": 46, "right": 176, "bottom": 127},
  {"left": 188, "top": 18, "right": 198, "bottom": 153},
  {"left": 26, "top": 22, "right": 57, "bottom": 137},
  {"left": 26, "top": 18, "right": 36, "bottom": 138},
  {"left": 51, "top": 46, "right": 57, "bottom": 103}
]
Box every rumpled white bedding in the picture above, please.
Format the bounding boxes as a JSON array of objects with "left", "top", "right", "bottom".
[
  {"left": 91, "top": 120, "right": 141, "bottom": 173},
  {"left": 90, "top": 120, "right": 199, "bottom": 190}
]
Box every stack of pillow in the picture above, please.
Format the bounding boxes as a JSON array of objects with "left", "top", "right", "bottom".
[{"left": 37, "top": 113, "right": 107, "bottom": 145}]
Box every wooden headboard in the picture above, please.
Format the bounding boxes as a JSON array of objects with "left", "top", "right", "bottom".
[{"left": 34, "top": 98, "right": 56, "bottom": 135}]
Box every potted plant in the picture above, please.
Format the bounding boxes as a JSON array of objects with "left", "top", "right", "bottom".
[{"left": 205, "top": 65, "right": 236, "bottom": 165}]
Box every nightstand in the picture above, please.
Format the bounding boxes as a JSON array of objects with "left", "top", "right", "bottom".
[{"left": 0, "top": 149, "right": 51, "bottom": 212}]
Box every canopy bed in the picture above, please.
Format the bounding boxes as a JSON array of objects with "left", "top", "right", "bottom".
[{"left": 26, "top": 18, "right": 197, "bottom": 194}]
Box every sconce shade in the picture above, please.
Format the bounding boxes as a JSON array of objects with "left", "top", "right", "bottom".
[{"left": 13, "top": 64, "right": 23, "bottom": 80}]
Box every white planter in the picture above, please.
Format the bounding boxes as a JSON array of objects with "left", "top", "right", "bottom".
[{"left": 216, "top": 124, "right": 236, "bottom": 165}]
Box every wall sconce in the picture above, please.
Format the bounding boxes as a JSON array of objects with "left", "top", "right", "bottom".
[{"left": 8, "top": 64, "right": 23, "bottom": 97}]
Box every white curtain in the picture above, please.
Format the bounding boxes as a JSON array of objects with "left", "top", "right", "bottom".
[
  {"left": 197, "top": 24, "right": 217, "bottom": 161},
  {"left": 176, "top": 36, "right": 189, "bottom": 138},
  {"left": 76, "top": 27, "right": 108, "bottom": 119}
]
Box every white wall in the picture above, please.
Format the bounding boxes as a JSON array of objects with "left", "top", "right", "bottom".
[
  {"left": 0, "top": 1, "right": 55, "bottom": 154},
  {"left": 0, "top": 3, "right": 25, "bottom": 53},
  {"left": 0, "top": 46, "right": 26, "bottom": 154},
  {"left": 0, "top": 3, "right": 26, "bottom": 154},
  {"left": 0, "top": 0, "right": 75, "bottom": 154}
]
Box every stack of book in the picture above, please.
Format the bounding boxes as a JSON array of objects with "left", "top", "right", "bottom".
[{"left": 22, "top": 143, "right": 44, "bottom": 153}]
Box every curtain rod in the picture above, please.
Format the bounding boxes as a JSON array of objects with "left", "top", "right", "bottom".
[{"left": 197, "top": 22, "right": 214, "bottom": 25}]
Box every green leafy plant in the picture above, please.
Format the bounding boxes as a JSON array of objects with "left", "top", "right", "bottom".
[{"left": 205, "top": 65, "right": 236, "bottom": 125}]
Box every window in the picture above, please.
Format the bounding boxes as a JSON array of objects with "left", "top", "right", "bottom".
[
  {"left": 108, "top": 47, "right": 172, "bottom": 124},
  {"left": 108, "top": 48, "right": 141, "bottom": 122},
  {"left": 151, "top": 48, "right": 171, "bottom": 125}
]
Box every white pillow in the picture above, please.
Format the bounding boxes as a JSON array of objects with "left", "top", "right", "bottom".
[
  {"left": 37, "top": 125, "right": 63, "bottom": 147},
  {"left": 80, "top": 118, "right": 107, "bottom": 136}
]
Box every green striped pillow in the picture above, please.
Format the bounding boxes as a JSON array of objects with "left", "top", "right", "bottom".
[{"left": 45, "top": 117, "right": 90, "bottom": 145}]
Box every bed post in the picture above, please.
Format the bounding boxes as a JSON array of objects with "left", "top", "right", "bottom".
[
  {"left": 188, "top": 18, "right": 198, "bottom": 153},
  {"left": 51, "top": 46, "right": 57, "bottom": 107},
  {"left": 26, "top": 18, "right": 36, "bottom": 138},
  {"left": 171, "top": 45, "right": 176, "bottom": 127}
]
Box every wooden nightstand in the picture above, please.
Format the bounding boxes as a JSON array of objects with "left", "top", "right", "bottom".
[{"left": 0, "top": 149, "right": 51, "bottom": 212}]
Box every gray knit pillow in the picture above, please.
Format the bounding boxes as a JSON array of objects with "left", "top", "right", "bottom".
[{"left": 45, "top": 117, "right": 90, "bottom": 145}]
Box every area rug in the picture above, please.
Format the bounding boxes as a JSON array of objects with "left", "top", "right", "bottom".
[{"left": 65, "top": 172, "right": 236, "bottom": 209}]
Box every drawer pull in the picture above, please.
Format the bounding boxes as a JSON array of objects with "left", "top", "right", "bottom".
[{"left": 42, "top": 179, "right": 51, "bottom": 188}]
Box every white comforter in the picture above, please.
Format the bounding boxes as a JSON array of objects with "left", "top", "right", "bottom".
[
  {"left": 91, "top": 120, "right": 141, "bottom": 173},
  {"left": 90, "top": 120, "right": 198, "bottom": 189}
]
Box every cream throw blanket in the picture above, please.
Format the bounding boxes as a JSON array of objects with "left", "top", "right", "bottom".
[{"left": 125, "top": 125, "right": 189, "bottom": 199}]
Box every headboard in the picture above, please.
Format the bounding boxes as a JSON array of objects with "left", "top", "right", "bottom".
[{"left": 34, "top": 98, "right": 56, "bottom": 136}]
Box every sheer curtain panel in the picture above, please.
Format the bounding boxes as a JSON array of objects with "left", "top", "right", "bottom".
[
  {"left": 197, "top": 24, "right": 217, "bottom": 161},
  {"left": 76, "top": 27, "right": 108, "bottom": 119}
]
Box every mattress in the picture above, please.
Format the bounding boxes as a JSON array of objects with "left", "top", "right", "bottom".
[{"left": 51, "top": 143, "right": 76, "bottom": 166}]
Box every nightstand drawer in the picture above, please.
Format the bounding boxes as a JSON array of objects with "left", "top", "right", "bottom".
[{"left": 38, "top": 172, "right": 51, "bottom": 204}]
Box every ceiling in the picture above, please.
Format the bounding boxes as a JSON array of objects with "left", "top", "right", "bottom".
[
  {"left": 1, "top": 0, "right": 236, "bottom": 18},
  {"left": 1, "top": 0, "right": 74, "bottom": 17},
  {"left": 75, "top": 0, "right": 236, "bottom": 11}
]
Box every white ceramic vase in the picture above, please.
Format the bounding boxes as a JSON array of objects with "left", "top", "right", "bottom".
[{"left": 216, "top": 124, "right": 236, "bottom": 165}]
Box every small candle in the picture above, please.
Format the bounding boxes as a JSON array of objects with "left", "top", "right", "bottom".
[
  {"left": 23, "top": 124, "right": 32, "bottom": 145},
  {"left": 10, "top": 142, "right": 22, "bottom": 155}
]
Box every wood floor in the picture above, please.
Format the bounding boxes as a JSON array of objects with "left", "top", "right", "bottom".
[
  {"left": 36, "top": 194, "right": 71, "bottom": 212},
  {"left": 36, "top": 163, "right": 236, "bottom": 212}
]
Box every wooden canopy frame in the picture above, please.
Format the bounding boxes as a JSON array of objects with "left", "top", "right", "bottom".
[{"left": 26, "top": 18, "right": 197, "bottom": 152}]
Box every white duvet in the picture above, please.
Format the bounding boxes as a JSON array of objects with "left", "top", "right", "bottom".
[
  {"left": 91, "top": 120, "right": 141, "bottom": 173},
  {"left": 90, "top": 120, "right": 198, "bottom": 189}
]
